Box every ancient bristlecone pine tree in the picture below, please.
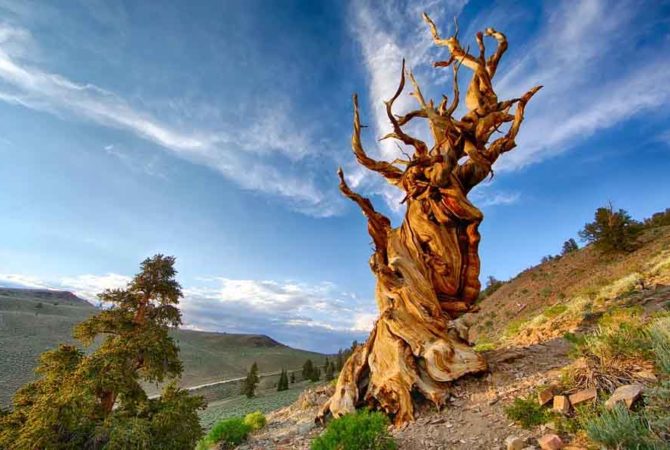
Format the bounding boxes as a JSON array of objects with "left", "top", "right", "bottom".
[{"left": 318, "top": 14, "right": 541, "bottom": 425}]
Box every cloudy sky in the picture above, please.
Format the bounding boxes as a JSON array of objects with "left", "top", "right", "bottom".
[{"left": 1, "top": 0, "right": 669, "bottom": 352}]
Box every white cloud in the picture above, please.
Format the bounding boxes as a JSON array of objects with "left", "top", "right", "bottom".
[
  {"left": 470, "top": 189, "right": 520, "bottom": 207},
  {"left": 0, "top": 23, "right": 342, "bottom": 217},
  {"left": 0, "top": 272, "right": 131, "bottom": 302},
  {"left": 491, "top": 0, "right": 670, "bottom": 170},
  {"left": 0, "top": 272, "right": 374, "bottom": 352}
]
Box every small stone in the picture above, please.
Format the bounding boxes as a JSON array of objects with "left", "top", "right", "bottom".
[
  {"left": 505, "top": 435, "right": 525, "bottom": 450},
  {"left": 489, "top": 396, "right": 500, "bottom": 405},
  {"left": 568, "top": 388, "right": 597, "bottom": 406},
  {"left": 552, "top": 395, "right": 570, "bottom": 415},
  {"left": 538, "top": 433, "right": 563, "bottom": 450},
  {"left": 537, "top": 388, "right": 554, "bottom": 406},
  {"left": 635, "top": 370, "right": 658, "bottom": 382},
  {"left": 606, "top": 384, "right": 644, "bottom": 409}
]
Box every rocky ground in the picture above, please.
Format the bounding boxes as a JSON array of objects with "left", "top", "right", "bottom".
[{"left": 237, "top": 338, "right": 575, "bottom": 449}]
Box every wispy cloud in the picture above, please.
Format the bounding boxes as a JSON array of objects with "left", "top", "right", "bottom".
[
  {"left": 0, "top": 272, "right": 374, "bottom": 352},
  {"left": 491, "top": 0, "right": 670, "bottom": 170},
  {"left": 0, "top": 23, "right": 342, "bottom": 217},
  {"left": 470, "top": 189, "right": 520, "bottom": 207}
]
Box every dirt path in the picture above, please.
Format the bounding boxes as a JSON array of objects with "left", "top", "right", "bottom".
[{"left": 239, "top": 337, "right": 572, "bottom": 449}]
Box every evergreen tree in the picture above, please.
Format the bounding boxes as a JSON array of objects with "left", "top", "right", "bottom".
[
  {"left": 310, "top": 367, "right": 321, "bottom": 382},
  {"left": 579, "top": 203, "right": 641, "bottom": 252},
  {"left": 336, "top": 350, "right": 344, "bottom": 371},
  {"left": 561, "top": 238, "right": 579, "bottom": 255},
  {"left": 242, "top": 362, "right": 260, "bottom": 398},
  {"left": 277, "top": 369, "right": 289, "bottom": 392},
  {"left": 325, "top": 361, "right": 335, "bottom": 381},
  {"left": 302, "top": 359, "right": 314, "bottom": 381},
  {"left": 0, "top": 255, "right": 205, "bottom": 450},
  {"left": 290, "top": 371, "right": 296, "bottom": 384},
  {"left": 323, "top": 357, "right": 330, "bottom": 375}
]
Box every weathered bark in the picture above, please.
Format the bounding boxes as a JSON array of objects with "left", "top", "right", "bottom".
[{"left": 318, "top": 12, "right": 540, "bottom": 426}]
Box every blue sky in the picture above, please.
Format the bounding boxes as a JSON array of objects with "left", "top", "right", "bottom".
[{"left": 0, "top": 0, "right": 669, "bottom": 353}]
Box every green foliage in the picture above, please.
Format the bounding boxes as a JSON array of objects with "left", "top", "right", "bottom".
[
  {"left": 199, "top": 383, "right": 308, "bottom": 429},
  {"left": 561, "top": 238, "right": 579, "bottom": 255},
  {"left": 243, "top": 411, "right": 266, "bottom": 431},
  {"left": 241, "top": 362, "right": 260, "bottom": 398},
  {"left": 579, "top": 203, "right": 641, "bottom": 252},
  {"left": 478, "top": 275, "right": 505, "bottom": 302},
  {"left": 543, "top": 304, "right": 568, "bottom": 318},
  {"left": 473, "top": 342, "right": 495, "bottom": 352},
  {"left": 643, "top": 208, "right": 670, "bottom": 229},
  {"left": 504, "top": 396, "right": 551, "bottom": 429},
  {"left": 0, "top": 255, "right": 205, "bottom": 450},
  {"left": 325, "top": 360, "right": 335, "bottom": 381},
  {"left": 310, "top": 410, "right": 397, "bottom": 450},
  {"left": 303, "top": 359, "right": 321, "bottom": 382},
  {"left": 277, "top": 369, "right": 289, "bottom": 392},
  {"left": 583, "top": 404, "right": 659, "bottom": 450},
  {"left": 204, "top": 417, "right": 251, "bottom": 448},
  {"left": 290, "top": 371, "right": 296, "bottom": 383}
]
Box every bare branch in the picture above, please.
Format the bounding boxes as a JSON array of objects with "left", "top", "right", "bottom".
[
  {"left": 351, "top": 94, "right": 403, "bottom": 183},
  {"left": 484, "top": 28, "right": 508, "bottom": 77},
  {"left": 380, "top": 60, "right": 430, "bottom": 156},
  {"left": 337, "top": 168, "right": 391, "bottom": 261}
]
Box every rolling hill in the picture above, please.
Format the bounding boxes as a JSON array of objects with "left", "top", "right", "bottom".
[{"left": 0, "top": 288, "right": 325, "bottom": 407}]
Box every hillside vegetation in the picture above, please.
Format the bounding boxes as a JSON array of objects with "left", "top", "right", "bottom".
[
  {"left": 469, "top": 225, "right": 670, "bottom": 348},
  {"left": 0, "top": 288, "right": 324, "bottom": 407}
]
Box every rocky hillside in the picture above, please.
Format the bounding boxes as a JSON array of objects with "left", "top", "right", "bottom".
[{"left": 233, "top": 226, "right": 670, "bottom": 449}]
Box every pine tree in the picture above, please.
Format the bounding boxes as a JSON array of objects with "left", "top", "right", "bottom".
[
  {"left": 242, "top": 362, "right": 260, "bottom": 398},
  {"left": 302, "top": 359, "right": 314, "bottom": 381},
  {"left": 325, "top": 361, "right": 335, "bottom": 381},
  {"left": 290, "top": 371, "right": 296, "bottom": 384},
  {"left": 277, "top": 369, "right": 289, "bottom": 392},
  {"left": 579, "top": 203, "right": 640, "bottom": 252},
  {"left": 323, "top": 357, "right": 330, "bottom": 375},
  {"left": 336, "top": 350, "right": 344, "bottom": 371},
  {"left": 561, "top": 238, "right": 579, "bottom": 255},
  {"left": 310, "top": 367, "right": 321, "bottom": 382},
  {"left": 0, "top": 255, "right": 205, "bottom": 449}
]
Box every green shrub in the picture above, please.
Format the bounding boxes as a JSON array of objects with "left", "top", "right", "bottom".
[
  {"left": 504, "top": 396, "right": 551, "bottom": 429},
  {"left": 473, "top": 341, "right": 496, "bottom": 352},
  {"left": 543, "top": 304, "right": 568, "bottom": 318},
  {"left": 310, "top": 410, "right": 396, "bottom": 450},
  {"left": 205, "top": 417, "right": 251, "bottom": 448},
  {"left": 583, "top": 404, "right": 657, "bottom": 449},
  {"left": 243, "top": 411, "right": 266, "bottom": 431}
]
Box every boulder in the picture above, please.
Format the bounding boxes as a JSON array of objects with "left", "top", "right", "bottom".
[
  {"left": 605, "top": 384, "right": 643, "bottom": 409},
  {"left": 538, "top": 433, "right": 563, "bottom": 450},
  {"left": 568, "top": 388, "right": 596, "bottom": 406}
]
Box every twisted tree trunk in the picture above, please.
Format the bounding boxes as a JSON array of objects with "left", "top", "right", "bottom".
[{"left": 318, "top": 13, "right": 540, "bottom": 426}]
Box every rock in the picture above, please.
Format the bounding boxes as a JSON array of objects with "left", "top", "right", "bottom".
[
  {"left": 635, "top": 370, "right": 658, "bottom": 382},
  {"left": 568, "top": 388, "right": 596, "bottom": 406},
  {"left": 505, "top": 435, "right": 525, "bottom": 450},
  {"left": 606, "top": 384, "right": 644, "bottom": 409},
  {"left": 552, "top": 395, "right": 570, "bottom": 415},
  {"left": 538, "top": 433, "right": 563, "bottom": 450},
  {"left": 537, "top": 388, "right": 554, "bottom": 406}
]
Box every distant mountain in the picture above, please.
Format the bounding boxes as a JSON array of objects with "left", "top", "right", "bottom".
[{"left": 0, "top": 288, "right": 325, "bottom": 407}]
